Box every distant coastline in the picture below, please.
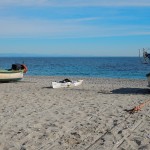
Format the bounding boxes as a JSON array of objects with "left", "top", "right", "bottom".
[{"left": 0, "top": 53, "right": 138, "bottom": 57}]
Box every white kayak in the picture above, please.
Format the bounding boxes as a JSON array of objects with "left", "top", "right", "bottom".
[{"left": 52, "top": 79, "right": 83, "bottom": 89}]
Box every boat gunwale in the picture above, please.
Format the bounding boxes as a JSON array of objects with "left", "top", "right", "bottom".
[{"left": 0, "top": 70, "right": 23, "bottom": 74}]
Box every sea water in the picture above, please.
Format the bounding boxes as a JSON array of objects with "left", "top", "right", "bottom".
[{"left": 0, "top": 57, "right": 149, "bottom": 79}]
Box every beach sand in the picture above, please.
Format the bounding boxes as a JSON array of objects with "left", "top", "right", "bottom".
[{"left": 0, "top": 76, "right": 150, "bottom": 150}]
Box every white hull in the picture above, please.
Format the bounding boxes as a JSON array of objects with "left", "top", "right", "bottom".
[
  {"left": 52, "top": 80, "right": 83, "bottom": 89},
  {"left": 0, "top": 71, "right": 23, "bottom": 82},
  {"left": 146, "top": 73, "right": 150, "bottom": 87}
]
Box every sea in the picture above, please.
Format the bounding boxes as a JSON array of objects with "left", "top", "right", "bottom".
[{"left": 0, "top": 57, "right": 150, "bottom": 79}]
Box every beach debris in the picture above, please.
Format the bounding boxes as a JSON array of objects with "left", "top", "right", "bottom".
[{"left": 124, "top": 100, "right": 150, "bottom": 114}]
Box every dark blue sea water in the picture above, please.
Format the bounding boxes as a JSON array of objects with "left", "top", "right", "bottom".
[{"left": 0, "top": 57, "right": 150, "bottom": 79}]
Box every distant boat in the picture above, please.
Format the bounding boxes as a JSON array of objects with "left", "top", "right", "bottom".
[
  {"left": 139, "top": 48, "right": 150, "bottom": 64},
  {"left": 0, "top": 64, "right": 28, "bottom": 82},
  {"left": 139, "top": 48, "right": 150, "bottom": 87},
  {"left": 52, "top": 78, "right": 83, "bottom": 88}
]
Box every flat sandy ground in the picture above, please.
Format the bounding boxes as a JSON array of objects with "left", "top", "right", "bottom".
[{"left": 0, "top": 76, "right": 150, "bottom": 150}]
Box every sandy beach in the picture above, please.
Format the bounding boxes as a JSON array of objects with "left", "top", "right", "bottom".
[{"left": 0, "top": 76, "right": 150, "bottom": 150}]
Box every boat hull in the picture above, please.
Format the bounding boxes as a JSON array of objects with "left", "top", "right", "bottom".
[{"left": 0, "top": 70, "right": 23, "bottom": 82}]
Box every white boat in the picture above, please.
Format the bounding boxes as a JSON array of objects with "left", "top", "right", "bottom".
[
  {"left": 0, "top": 70, "right": 23, "bottom": 82},
  {"left": 146, "top": 73, "right": 150, "bottom": 87},
  {"left": 0, "top": 64, "right": 28, "bottom": 82},
  {"left": 52, "top": 79, "right": 83, "bottom": 88}
]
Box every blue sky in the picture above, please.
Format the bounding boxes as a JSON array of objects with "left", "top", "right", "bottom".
[{"left": 0, "top": 0, "right": 150, "bottom": 56}]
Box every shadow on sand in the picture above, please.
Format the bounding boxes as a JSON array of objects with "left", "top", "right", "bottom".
[
  {"left": 111, "top": 88, "right": 150, "bottom": 95},
  {"left": 42, "top": 86, "right": 53, "bottom": 89},
  {"left": 20, "top": 81, "right": 37, "bottom": 83}
]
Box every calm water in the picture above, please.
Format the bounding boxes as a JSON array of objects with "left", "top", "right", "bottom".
[{"left": 0, "top": 57, "right": 150, "bottom": 79}]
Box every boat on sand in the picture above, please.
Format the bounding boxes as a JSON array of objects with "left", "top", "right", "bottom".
[
  {"left": 52, "top": 78, "right": 83, "bottom": 88},
  {"left": 146, "top": 73, "right": 150, "bottom": 87},
  {"left": 0, "top": 64, "right": 28, "bottom": 82}
]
